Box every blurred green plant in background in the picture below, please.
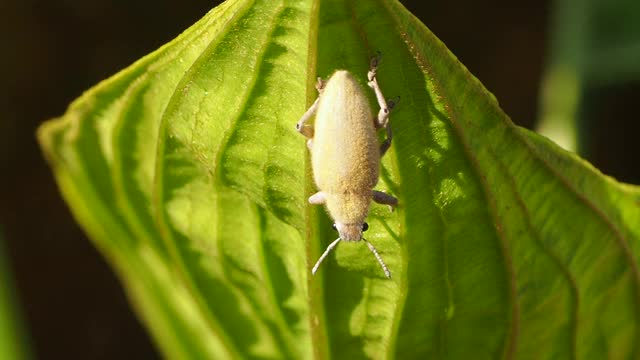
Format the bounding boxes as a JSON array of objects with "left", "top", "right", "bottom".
[
  {"left": 0, "top": 229, "right": 30, "bottom": 360},
  {"left": 538, "top": 0, "right": 640, "bottom": 156}
]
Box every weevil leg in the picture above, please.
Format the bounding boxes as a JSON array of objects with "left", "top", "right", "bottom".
[
  {"left": 368, "top": 53, "right": 397, "bottom": 129},
  {"left": 373, "top": 190, "right": 398, "bottom": 211},
  {"left": 309, "top": 191, "right": 326, "bottom": 205},
  {"left": 380, "top": 123, "right": 393, "bottom": 156},
  {"left": 295, "top": 77, "right": 327, "bottom": 138},
  {"left": 295, "top": 97, "right": 319, "bottom": 138}
]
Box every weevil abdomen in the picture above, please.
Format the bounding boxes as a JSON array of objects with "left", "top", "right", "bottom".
[{"left": 312, "top": 70, "right": 380, "bottom": 194}]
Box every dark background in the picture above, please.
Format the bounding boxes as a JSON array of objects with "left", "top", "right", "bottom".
[{"left": 1, "top": 0, "right": 637, "bottom": 359}]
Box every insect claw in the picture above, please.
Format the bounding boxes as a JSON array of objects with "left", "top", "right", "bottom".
[
  {"left": 316, "top": 77, "right": 326, "bottom": 91},
  {"left": 370, "top": 51, "right": 383, "bottom": 69},
  {"left": 387, "top": 96, "right": 400, "bottom": 110}
]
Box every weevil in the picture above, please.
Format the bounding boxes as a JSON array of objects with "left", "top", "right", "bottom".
[{"left": 295, "top": 55, "right": 398, "bottom": 278}]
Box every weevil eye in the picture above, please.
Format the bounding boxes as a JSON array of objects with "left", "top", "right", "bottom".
[
  {"left": 331, "top": 223, "right": 337, "bottom": 231},
  {"left": 362, "top": 222, "right": 369, "bottom": 232}
]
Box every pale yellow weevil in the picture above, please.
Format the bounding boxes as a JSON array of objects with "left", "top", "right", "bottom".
[{"left": 296, "top": 55, "right": 398, "bottom": 278}]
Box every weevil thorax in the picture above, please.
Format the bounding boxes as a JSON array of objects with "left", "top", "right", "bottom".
[
  {"left": 325, "top": 191, "right": 371, "bottom": 241},
  {"left": 311, "top": 70, "right": 381, "bottom": 238}
]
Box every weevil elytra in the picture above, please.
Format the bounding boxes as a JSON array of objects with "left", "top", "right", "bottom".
[{"left": 296, "top": 55, "right": 398, "bottom": 278}]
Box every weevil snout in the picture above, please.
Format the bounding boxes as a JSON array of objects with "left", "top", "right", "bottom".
[{"left": 332, "top": 222, "right": 369, "bottom": 241}]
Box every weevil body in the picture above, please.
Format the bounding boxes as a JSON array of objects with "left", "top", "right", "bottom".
[{"left": 296, "top": 56, "right": 398, "bottom": 278}]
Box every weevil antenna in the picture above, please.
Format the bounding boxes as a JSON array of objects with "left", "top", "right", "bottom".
[
  {"left": 363, "top": 239, "right": 391, "bottom": 279},
  {"left": 312, "top": 237, "right": 342, "bottom": 275}
]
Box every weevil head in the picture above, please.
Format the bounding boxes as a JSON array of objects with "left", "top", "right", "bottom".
[{"left": 332, "top": 222, "right": 369, "bottom": 241}]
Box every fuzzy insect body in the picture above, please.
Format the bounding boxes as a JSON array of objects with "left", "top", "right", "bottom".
[
  {"left": 296, "top": 56, "right": 398, "bottom": 278},
  {"left": 313, "top": 71, "right": 379, "bottom": 238}
]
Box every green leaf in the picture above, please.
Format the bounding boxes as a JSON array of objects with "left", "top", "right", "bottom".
[{"left": 38, "top": 0, "right": 640, "bottom": 359}]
